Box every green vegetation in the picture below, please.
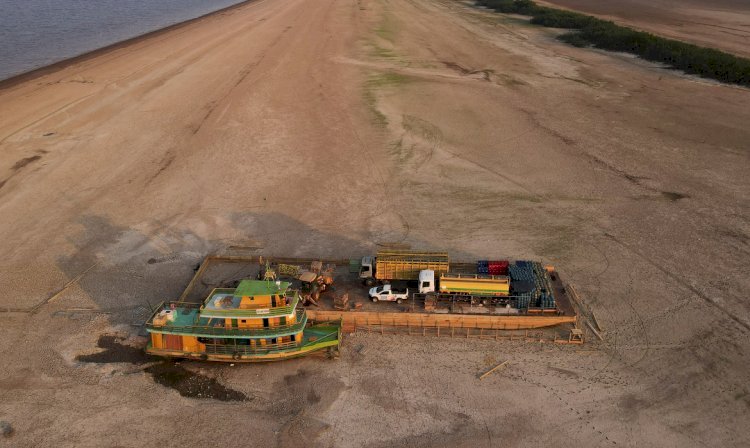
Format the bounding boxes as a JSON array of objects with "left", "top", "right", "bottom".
[
  {"left": 363, "top": 72, "right": 413, "bottom": 127},
  {"left": 375, "top": 12, "right": 398, "bottom": 43},
  {"left": 367, "top": 72, "right": 411, "bottom": 88},
  {"left": 477, "top": 0, "right": 750, "bottom": 87}
]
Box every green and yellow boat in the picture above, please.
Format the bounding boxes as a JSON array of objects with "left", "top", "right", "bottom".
[{"left": 145, "top": 279, "right": 340, "bottom": 362}]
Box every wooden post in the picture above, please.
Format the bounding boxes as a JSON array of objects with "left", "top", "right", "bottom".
[
  {"left": 586, "top": 321, "right": 604, "bottom": 340},
  {"left": 479, "top": 360, "right": 510, "bottom": 380},
  {"left": 590, "top": 310, "right": 603, "bottom": 332}
]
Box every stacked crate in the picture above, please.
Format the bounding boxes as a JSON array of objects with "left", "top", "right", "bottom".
[
  {"left": 540, "top": 293, "right": 555, "bottom": 309},
  {"left": 531, "top": 262, "right": 556, "bottom": 309},
  {"left": 509, "top": 261, "right": 535, "bottom": 283},
  {"left": 510, "top": 261, "right": 536, "bottom": 309},
  {"left": 478, "top": 260, "right": 510, "bottom": 276},
  {"left": 475, "top": 260, "right": 556, "bottom": 310},
  {"left": 516, "top": 293, "right": 531, "bottom": 310},
  {"left": 488, "top": 260, "right": 509, "bottom": 276},
  {"left": 510, "top": 261, "right": 555, "bottom": 309},
  {"left": 476, "top": 260, "right": 489, "bottom": 275}
]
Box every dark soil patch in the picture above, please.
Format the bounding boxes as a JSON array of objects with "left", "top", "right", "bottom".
[
  {"left": 1, "top": 421, "right": 12, "bottom": 438},
  {"left": 145, "top": 363, "right": 249, "bottom": 401},
  {"left": 78, "top": 335, "right": 248, "bottom": 401},
  {"left": 661, "top": 191, "right": 689, "bottom": 201},
  {"left": 284, "top": 368, "right": 310, "bottom": 386},
  {"left": 442, "top": 61, "right": 471, "bottom": 74},
  {"left": 12, "top": 155, "right": 42, "bottom": 171},
  {"left": 548, "top": 365, "right": 580, "bottom": 378},
  {"left": 76, "top": 335, "right": 156, "bottom": 364},
  {"left": 307, "top": 388, "right": 321, "bottom": 404}
]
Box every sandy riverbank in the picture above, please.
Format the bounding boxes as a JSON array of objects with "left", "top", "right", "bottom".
[{"left": 1, "top": 0, "right": 749, "bottom": 446}]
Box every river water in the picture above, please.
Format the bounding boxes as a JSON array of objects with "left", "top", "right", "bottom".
[{"left": 0, "top": 0, "right": 248, "bottom": 81}]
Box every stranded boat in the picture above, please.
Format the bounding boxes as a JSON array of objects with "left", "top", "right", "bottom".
[{"left": 145, "top": 279, "right": 340, "bottom": 362}]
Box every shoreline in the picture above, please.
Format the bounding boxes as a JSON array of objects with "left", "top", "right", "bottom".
[
  {"left": 534, "top": 0, "right": 750, "bottom": 59},
  {"left": 0, "top": 0, "right": 257, "bottom": 91}
]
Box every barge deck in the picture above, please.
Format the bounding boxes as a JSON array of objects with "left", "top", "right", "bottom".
[{"left": 177, "top": 254, "right": 581, "bottom": 333}]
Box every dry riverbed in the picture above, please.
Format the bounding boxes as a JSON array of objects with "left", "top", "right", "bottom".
[{"left": 0, "top": 0, "right": 748, "bottom": 446}]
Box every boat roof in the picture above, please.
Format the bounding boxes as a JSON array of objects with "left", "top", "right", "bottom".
[
  {"left": 198, "top": 281, "right": 299, "bottom": 318},
  {"left": 234, "top": 279, "right": 290, "bottom": 297},
  {"left": 203, "top": 290, "right": 241, "bottom": 311}
]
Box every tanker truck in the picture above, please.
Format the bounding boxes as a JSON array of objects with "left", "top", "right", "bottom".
[
  {"left": 358, "top": 250, "right": 449, "bottom": 286},
  {"left": 416, "top": 270, "right": 514, "bottom": 307}
]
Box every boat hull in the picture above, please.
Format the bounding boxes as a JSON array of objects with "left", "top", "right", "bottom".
[{"left": 145, "top": 323, "right": 341, "bottom": 363}]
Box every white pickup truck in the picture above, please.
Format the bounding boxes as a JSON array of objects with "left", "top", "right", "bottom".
[{"left": 368, "top": 284, "right": 409, "bottom": 304}]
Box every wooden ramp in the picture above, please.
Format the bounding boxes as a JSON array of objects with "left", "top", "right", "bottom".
[{"left": 307, "top": 310, "right": 576, "bottom": 333}]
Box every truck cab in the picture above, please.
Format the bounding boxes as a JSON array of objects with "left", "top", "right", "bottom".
[
  {"left": 418, "top": 270, "right": 436, "bottom": 294},
  {"left": 359, "top": 256, "right": 375, "bottom": 285}
]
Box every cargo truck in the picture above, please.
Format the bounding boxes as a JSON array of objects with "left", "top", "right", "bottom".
[{"left": 359, "top": 250, "right": 449, "bottom": 286}]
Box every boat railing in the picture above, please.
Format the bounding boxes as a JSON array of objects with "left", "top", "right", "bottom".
[
  {"left": 202, "top": 328, "right": 340, "bottom": 355},
  {"left": 146, "top": 307, "right": 307, "bottom": 337},
  {"left": 199, "top": 289, "right": 300, "bottom": 318},
  {"left": 204, "top": 341, "right": 299, "bottom": 355},
  {"left": 144, "top": 301, "right": 201, "bottom": 323}
]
